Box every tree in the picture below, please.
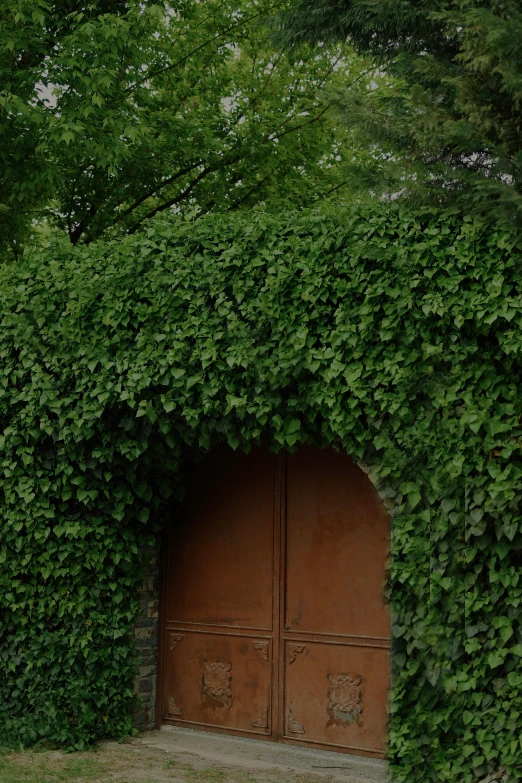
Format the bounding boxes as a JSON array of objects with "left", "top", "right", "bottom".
[
  {"left": 271, "top": 0, "right": 522, "bottom": 222},
  {"left": 0, "top": 0, "right": 368, "bottom": 260},
  {"left": 1, "top": 1, "right": 132, "bottom": 256}
]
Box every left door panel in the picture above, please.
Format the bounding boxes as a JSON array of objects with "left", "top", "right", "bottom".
[
  {"left": 165, "top": 631, "right": 273, "bottom": 734},
  {"left": 162, "top": 448, "right": 278, "bottom": 737}
]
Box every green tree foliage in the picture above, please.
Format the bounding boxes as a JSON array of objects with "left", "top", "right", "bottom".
[
  {"left": 271, "top": 1, "right": 522, "bottom": 222},
  {"left": 1, "top": 205, "right": 522, "bottom": 783},
  {"left": 0, "top": 0, "right": 367, "bottom": 260}
]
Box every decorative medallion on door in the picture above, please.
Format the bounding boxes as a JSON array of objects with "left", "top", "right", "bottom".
[
  {"left": 252, "top": 707, "right": 269, "bottom": 730},
  {"left": 169, "top": 633, "right": 184, "bottom": 651},
  {"left": 287, "top": 709, "right": 305, "bottom": 734},
  {"left": 253, "top": 641, "right": 269, "bottom": 662},
  {"left": 167, "top": 634, "right": 184, "bottom": 715},
  {"left": 202, "top": 661, "right": 232, "bottom": 708},
  {"left": 168, "top": 695, "right": 182, "bottom": 716},
  {"left": 327, "top": 673, "right": 363, "bottom": 726},
  {"left": 287, "top": 643, "right": 306, "bottom": 663}
]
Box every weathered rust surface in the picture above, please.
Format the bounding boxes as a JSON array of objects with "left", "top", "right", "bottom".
[
  {"left": 165, "top": 629, "right": 273, "bottom": 734},
  {"left": 161, "top": 445, "right": 390, "bottom": 756},
  {"left": 163, "top": 448, "right": 277, "bottom": 738},
  {"left": 284, "top": 447, "right": 390, "bottom": 641},
  {"left": 165, "top": 447, "right": 276, "bottom": 631},
  {"left": 283, "top": 639, "right": 389, "bottom": 754},
  {"left": 281, "top": 446, "right": 390, "bottom": 755}
]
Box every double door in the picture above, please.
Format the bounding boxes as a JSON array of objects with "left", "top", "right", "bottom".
[{"left": 159, "top": 446, "right": 390, "bottom": 757}]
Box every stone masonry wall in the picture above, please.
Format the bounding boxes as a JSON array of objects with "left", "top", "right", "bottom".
[{"left": 132, "top": 546, "right": 160, "bottom": 732}]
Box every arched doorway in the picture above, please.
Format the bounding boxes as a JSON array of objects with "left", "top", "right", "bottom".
[{"left": 158, "top": 446, "right": 390, "bottom": 758}]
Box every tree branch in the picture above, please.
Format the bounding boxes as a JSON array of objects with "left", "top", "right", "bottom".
[
  {"left": 122, "top": 106, "right": 336, "bottom": 234},
  {"left": 266, "top": 104, "right": 331, "bottom": 142},
  {"left": 111, "top": 159, "right": 206, "bottom": 226},
  {"left": 311, "top": 178, "right": 351, "bottom": 203},
  {"left": 126, "top": 164, "right": 218, "bottom": 233},
  {"left": 227, "top": 175, "right": 271, "bottom": 211},
  {"left": 124, "top": 11, "right": 266, "bottom": 94}
]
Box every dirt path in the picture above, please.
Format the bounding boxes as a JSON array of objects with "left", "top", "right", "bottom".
[{"left": 1, "top": 728, "right": 387, "bottom": 783}]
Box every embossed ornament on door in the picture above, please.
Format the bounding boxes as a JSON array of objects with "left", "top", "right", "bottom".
[{"left": 159, "top": 446, "right": 390, "bottom": 757}]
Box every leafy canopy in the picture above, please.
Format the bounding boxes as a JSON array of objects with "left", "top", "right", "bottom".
[
  {"left": 271, "top": 0, "right": 522, "bottom": 222},
  {"left": 0, "top": 0, "right": 370, "bottom": 259},
  {"left": 1, "top": 205, "right": 522, "bottom": 783}
]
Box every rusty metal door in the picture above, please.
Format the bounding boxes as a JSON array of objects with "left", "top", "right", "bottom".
[
  {"left": 161, "top": 447, "right": 279, "bottom": 738},
  {"left": 280, "top": 446, "right": 390, "bottom": 756},
  {"left": 160, "top": 445, "right": 390, "bottom": 757}
]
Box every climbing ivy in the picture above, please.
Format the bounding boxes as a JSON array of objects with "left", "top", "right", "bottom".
[{"left": 1, "top": 206, "right": 522, "bottom": 782}]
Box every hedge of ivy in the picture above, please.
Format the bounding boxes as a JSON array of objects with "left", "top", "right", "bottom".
[{"left": 1, "top": 206, "right": 522, "bottom": 781}]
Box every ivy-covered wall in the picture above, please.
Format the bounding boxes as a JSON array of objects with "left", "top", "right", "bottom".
[{"left": 1, "top": 206, "right": 522, "bottom": 782}]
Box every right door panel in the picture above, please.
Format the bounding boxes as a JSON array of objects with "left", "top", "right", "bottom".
[
  {"left": 282, "top": 447, "right": 390, "bottom": 756},
  {"left": 282, "top": 639, "right": 390, "bottom": 755}
]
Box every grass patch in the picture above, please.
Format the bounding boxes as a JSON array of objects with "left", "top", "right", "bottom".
[
  {"left": 0, "top": 752, "right": 105, "bottom": 783},
  {"left": 0, "top": 749, "right": 261, "bottom": 783}
]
